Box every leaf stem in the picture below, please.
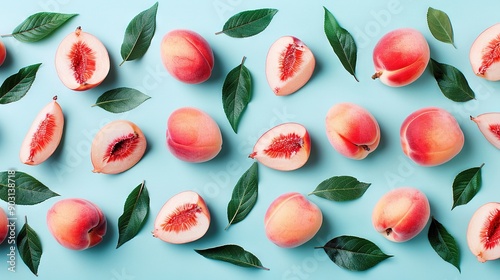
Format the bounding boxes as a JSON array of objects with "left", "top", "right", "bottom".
[{"left": 215, "top": 30, "right": 224, "bottom": 35}]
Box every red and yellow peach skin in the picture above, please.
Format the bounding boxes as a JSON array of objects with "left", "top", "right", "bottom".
[{"left": 0, "top": 208, "right": 7, "bottom": 244}]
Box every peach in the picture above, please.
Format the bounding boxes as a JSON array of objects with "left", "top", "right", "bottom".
[
  {"left": 470, "top": 23, "right": 500, "bottom": 81},
  {"left": 372, "top": 28, "right": 430, "bottom": 87},
  {"left": 470, "top": 112, "right": 500, "bottom": 149},
  {"left": 47, "top": 198, "right": 107, "bottom": 250},
  {"left": 166, "top": 107, "right": 222, "bottom": 163},
  {"left": 467, "top": 202, "right": 500, "bottom": 262},
  {"left": 264, "top": 192, "right": 322, "bottom": 248},
  {"left": 265, "top": 36, "right": 315, "bottom": 96},
  {"left": 400, "top": 107, "right": 464, "bottom": 166},
  {"left": 372, "top": 187, "right": 430, "bottom": 242},
  {"left": 325, "top": 102, "right": 380, "bottom": 160},
  {"left": 153, "top": 191, "right": 210, "bottom": 244},
  {"left": 160, "top": 29, "right": 214, "bottom": 84},
  {"left": 0, "top": 40, "right": 6, "bottom": 66},
  {"left": 0, "top": 208, "right": 7, "bottom": 244}
]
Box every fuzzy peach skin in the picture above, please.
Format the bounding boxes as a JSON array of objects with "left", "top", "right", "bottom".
[
  {"left": 400, "top": 107, "right": 464, "bottom": 166},
  {"left": 160, "top": 29, "right": 214, "bottom": 84},
  {"left": 47, "top": 198, "right": 107, "bottom": 250},
  {"left": 372, "top": 187, "right": 430, "bottom": 242},
  {"left": 325, "top": 102, "right": 380, "bottom": 159},
  {"left": 372, "top": 28, "right": 430, "bottom": 87},
  {"left": 0, "top": 208, "right": 7, "bottom": 244},
  {"left": 0, "top": 40, "right": 6, "bottom": 66},
  {"left": 264, "top": 192, "right": 322, "bottom": 248},
  {"left": 166, "top": 107, "right": 222, "bottom": 163}
]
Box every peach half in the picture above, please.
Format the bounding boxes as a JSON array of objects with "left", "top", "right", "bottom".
[
  {"left": 249, "top": 123, "right": 311, "bottom": 171},
  {"left": 372, "top": 187, "right": 430, "bottom": 242},
  {"left": 153, "top": 191, "right": 210, "bottom": 244},
  {"left": 400, "top": 107, "right": 464, "bottom": 166},
  {"left": 467, "top": 202, "right": 500, "bottom": 262},
  {"left": 470, "top": 112, "right": 500, "bottom": 149},
  {"left": 265, "top": 36, "right": 315, "bottom": 96},
  {"left": 470, "top": 23, "right": 500, "bottom": 81},
  {"left": 325, "top": 102, "right": 380, "bottom": 160}
]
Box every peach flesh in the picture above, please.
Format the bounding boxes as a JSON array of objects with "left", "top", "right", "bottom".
[
  {"left": 0, "top": 40, "right": 6, "bottom": 66},
  {"left": 47, "top": 198, "right": 107, "bottom": 250},
  {"left": 264, "top": 192, "right": 322, "bottom": 248},
  {"left": 400, "top": 107, "right": 464, "bottom": 166},
  {"left": 166, "top": 107, "right": 222, "bottom": 163},
  {"left": 372, "top": 187, "right": 430, "bottom": 242},
  {"left": 372, "top": 28, "right": 430, "bottom": 87},
  {"left": 470, "top": 23, "right": 500, "bottom": 81},
  {"left": 153, "top": 191, "right": 210, "bottom": 244},
  {"left": 325, "top": 102, "right": 380, "bottom": 160},
  {"left": 470, "top": 113, "right": 500, "bottom": 149},
  {"left": 467, "top": 202, "right": 500, "bottom": 262},
  {"left": 160, "top": 29, "right": 214, "bottom": 84},
  {"left": 0, "top": 208, "right": 7, "bottom": 244}
]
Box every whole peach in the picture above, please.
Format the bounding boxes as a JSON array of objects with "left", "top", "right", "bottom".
[
  {"left": 372, "top": 187, "right": 430, "bottom": 242},
  {"left": 264, "top": 192, "right": 322, "bottom": 248},
  {"left": 0, "top": 208, "right": 7, "bottom": 244},
  {"left": 166, "top": 107, "right": 222, "bottom": 163},
  {"left": 372, "top": 28, "right": 430, "bottom": 86},
  {"left": 400, "top": 107, "right": 464, "bottom": 166},
  {"left": 160, "top": 29, "right": 214, "bottom": 84},
  {"left": 325, "top": 102, "right": 380, "bottom": 159},
  {"left": 47, "top": 198, "right": 107, "bottom": 250},
  {"left": 0, "top": 40, "right": 6, "bottom": 66}
]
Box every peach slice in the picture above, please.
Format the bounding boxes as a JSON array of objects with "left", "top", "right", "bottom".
[
  {"left": 0, "top": 40, "right": 6, "bottom": 66},
  {"left": 55, "top": 26, "right": 110, "bottom": 91},
  {"left": 249, "top": 123, "right": 311, "bottom": 171},
  {"left": 266, "top": 36, "right": 315, "bottom": 96},
  {"left": 325, "top": 102, "right": 380, "bottom": 160},
  {"left": 19, "top": 96, "right": 64, "bottom": 165},
  {"left": 153, "top": 191, "right": 210, "bottom": 244},
  {"left": 470, "top": 23, "right": 500, "bottom": 81},
  {"left": 470, "top": 113, "right": 500, "bottom": 149},
  {"left": 160, "top": 29, "right": 214, "bottom": 84},
  {"left": 372, "top": 28, "right": 430, "bottom": 87},
  {"left": 467, "top": 202, "right": 500, "bottom": 262},
  {"left": 91, "top": 120, "right": 147, "bottom": 174},
  {"left": 0, "top": 208, "right": 7, "bottom": 244},
  {"left": 372, "top": 187, "right": 430, "bottom": 242},
  {"left": 47, "top": 198, "right": 107, "bottom": 250}
]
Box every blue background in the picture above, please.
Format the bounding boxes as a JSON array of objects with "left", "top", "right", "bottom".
[{"left": 1, "top": 0, "right": 500, "bottom": 279}]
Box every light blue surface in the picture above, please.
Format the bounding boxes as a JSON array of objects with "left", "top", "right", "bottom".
[{"left": 1, "top": 0, "right": 500, "bottom": 279}]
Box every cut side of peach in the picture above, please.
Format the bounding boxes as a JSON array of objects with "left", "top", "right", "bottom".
[
  {"left": 250, "top": 123, "right": 311, "bottom": 171},
  {"left": 470, "top": 23, "right": 500, "bottom": 81},
  {"left": 471, "top": 113, "right": 500, "bottom": 149}
]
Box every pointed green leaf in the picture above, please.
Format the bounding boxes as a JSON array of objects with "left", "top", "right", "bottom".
[
  {"left": 120, "top": 2, "right": 158, "bottom": 65},
  {"left": 0, "top": 63, "right": 42, "bottom": 104},
  {"left": 430, "top": 58, "right": 475, "bottom": 102},
  {"left": 216, "top": 8, "right": 278, "bottom": 38},
  {"left": 222, "top": 56, "right": 252, "bottom": 133},
  {"left": 3, "top": 12, "right": 77, "bottom": 42},
  {"left": 92, "top": 87, "right": 150, "bottom": 113},
  {"left": 427, "top": 7, "right": 455, "bottom": 48},
  {"left": 323, "top": 7, "right": 358, "bottom": 81},
  {"left": 428, "top": 217, "right": 461, "bottom": 272},
  {"left": 309, "top": 176, "right": 371, "bottom": 201},
  {"left": 17, "top": 217, "right": 43, "bottom": 276},
  {"left": 0, "top": 171, "right": 59, "bottom": 205},
  {"left": 316, "top": 235, "right": 392, "bottom": 271},
  {"left": 452, "top": 164, "right": 484, "bottom": 210},
  {"left": 226, "top": 162, "right": 258, "bottom": 229},
  {"left": 195, "top": 244, "right": 269, "bottom": 270},
  {"left": 117, "top": 181, "right": 150, "bottom": 249}
]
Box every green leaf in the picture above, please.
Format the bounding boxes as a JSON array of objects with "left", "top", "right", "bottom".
[
  {"left": 0, "top": 63, "right": 42, "bottom": 104},
  {"left": 226, "top": 162, "right": 258, "bottom": 230},
  {"left": 427, "top": 7, "right": 455, "bottom": 48},
  {"left": 452, "top": 164, "right": 484, "bottom": 210},
  {"left": 309, "top": 176, "right": 371, "bottom": 202},
  {"left": 17, "top": 216, "right": 43, "bottom": 276},
  {"left": 316, "top": 235, "right": 392, "bottom": 271},
  {"left": 120, "top": 2, "right": 158, "bottom": 66},
  {"left": 3, "top": 12, "right": 77, "bottom": 42},
  {"left": 428, "top": 217, "right": 461, "bottom": 272},
  {"left": 323, "top": 7, "right": 358, "bottom": 82},
  {"left": 0, "top": 171, "right": 59, "bottom": 205},
  {"left": 117, "top": 181, "right": 150, "bottom": 249},
  {"left": 92, "top": 87, "right": 150, "bottom": 113},
  {"left": 216, "top": 8, "right": 278, "bottom": 38},
  {"left": 195, "top": 244, "right": 269, "bottom": 270},
  {"left": 222, "top": 56, "right": 252, "bottom": 133},
  {"left": 429, "top": 58, "right": 475, "bottom": 102}
]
